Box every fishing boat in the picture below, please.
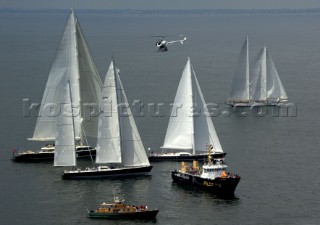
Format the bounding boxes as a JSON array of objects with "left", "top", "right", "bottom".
[
  {"left": 172, "top": 145, "right": 240, "bottom": 196},
  {"left": 60, "top": 60, "right": 152, "bottom": 180},
  {"left": 149, "top": 58, "right": 226, "bottom": 162},
  {"left": 87, "top": 194, "right": 159, "bottom": 220},
  {"left": 12, "top": 9, "right": 102, "bottom": 162},
  {"left": 226, "top": 37, "right": 288, "bottom": 106}
]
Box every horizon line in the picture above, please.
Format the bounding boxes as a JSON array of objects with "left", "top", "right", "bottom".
[{"left": 1, "top": 8, "right": 320, "bottom": 15}]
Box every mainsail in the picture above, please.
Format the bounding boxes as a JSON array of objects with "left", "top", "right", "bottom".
[
  {"left": 54, "top": 82, "right": 76, "bottom": 167},
  {"left": 192, "top": 65, "right": 223, "bottom": 154},
  {"left": 95, "top": 62, "right": 121, "bottom": 164},
  {"left": 161, "top": 59, "right": 194, "bottom": 151},
  {"left": 227, "top": 37, "right": 288, "bottom": 105},
  {"left": 251, "top": 46, "right": 288, "bottom": 102},
  {"left": 30, "top": 9, "right": 102, "bottom": 142},
  {"left": 162, "top": 58, "right": 223, "bottom": 154},
  {"left": 96, "top": 60, "right": 150, "bottom": 167},
  {"left": 265, "top": 49, "right": 288, "bottom": 101},
  {"left": 227, "top": 37, "right": 250, "bottom": 103},
  {"left": 251, "top": 46, "right": 267, "bottom": 102}
]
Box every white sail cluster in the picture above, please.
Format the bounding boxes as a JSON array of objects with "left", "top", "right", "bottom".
[
  {"left": 30, "top": 10, "right": 102, "bottom": 144},
  {"left": 46, "top": 10, "right": 150, "bottom": 168},
  {"left": 227, "top": 37, "right": 288, "bottom": 106},
  {"left": 96, "top": 61, "right": 150, "bottom": 167},
  {"left": 161, "top": 58, "right": 223, "bottom": 155},
  {"left": 28, "top": 10, "right": 289, "bottom": 171},
  {"left": 28, "top": 10, "right": 104, "bottom": 167}
]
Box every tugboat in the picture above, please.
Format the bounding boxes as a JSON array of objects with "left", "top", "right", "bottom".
[
  {"left": 12, "top": 145, "right": 96, "bottom": 162},
  {"left": 171, "top": 145, "right": 240, "bottom": 196},
  {"left": 87, "top": 195, "right": 159, "bottom": 220}
]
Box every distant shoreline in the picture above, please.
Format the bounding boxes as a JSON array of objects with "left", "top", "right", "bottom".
[{"left": 1, "top": 8, "right": 320, "bottom": 15}]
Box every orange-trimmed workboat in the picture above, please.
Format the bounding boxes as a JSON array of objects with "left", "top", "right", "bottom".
[
  {"left": 87, "top": 195, "right": 159, "bottom": 220},
  {"left": 172, "top": 145, "right": 240, "bottom": 196}
]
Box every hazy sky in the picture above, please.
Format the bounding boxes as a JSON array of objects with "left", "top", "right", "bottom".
[{"left": 1, "top": 0, "right": 320, "bottom": 10}]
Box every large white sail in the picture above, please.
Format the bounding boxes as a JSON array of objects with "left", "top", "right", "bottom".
[
  {"left": 228, "top": 37, "right": 250, "bottom": 103},
  {"left": 114, "top": 62, "right": 150, "bottom": 167},
  {"left": 54, "top": 82, "right": 76, "bottom": 167},
  {"left": 228, "top": 38, "right": 288, "bottom": 105},
  {"left": 251, "top": 46, "right": 267, "bottom": 102},
  {"left": 265, "top": 49, "right": 288, "bottom": 101},
  {"left": 30, "top": 10, "right": 102, "bottom": 142},
  {"left": 95, "top": 61, "right": 122, "bottom": 164},
  {"left": 192, "top": 65, "right": 223, "bottom": 154},
  {"left": 161, "top": 58, "right": 223, "bottom": 154},
  {"left": 76, "top": 19, "right": 103, "bottom": 138},
  {"left": 161, "top": 59, "right": 194, "bottom": 150}
]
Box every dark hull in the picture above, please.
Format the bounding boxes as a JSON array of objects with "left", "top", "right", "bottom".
[
  {"left": 87, "top": 209, "right": 159, "bottom": 220},
  {"left": 62, "top": 166, "right": 153, "bottom": 180},
  {"left": 225, "top": 101, "right": 251, "bottom": 107},
  {"left": 172, "top": 170, "right": 240, "bottom": 196},
  {"left": 226, "top": 101, "right": 286, "bottom": 107},
  {"left": 12, "top": 149, "right": 96, "bottom": 162},
  {"left": 149, "top": 152, "right": 226, "bottom": 162}
]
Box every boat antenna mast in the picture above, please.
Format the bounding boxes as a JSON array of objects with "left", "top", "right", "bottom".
[
  {"left": 81, "top": 125, "right": 95, "bottom": 168},
  {"left": 67, "top": 80, "right": 77, "bottom": 169},
  {"left": 207, "top": 144, "right": 213, "bottom": 164},
  {"left": 113, "top": 190, "right": 124, "bottom": 204}
]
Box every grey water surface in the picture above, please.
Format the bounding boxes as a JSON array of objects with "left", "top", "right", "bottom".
[{"left": 0, "top": 11, "right": 319, "bottom": 225}]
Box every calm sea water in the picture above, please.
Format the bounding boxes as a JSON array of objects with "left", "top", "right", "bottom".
[{"left": 0, "top": 11, "right": 320, "bottom": 225}]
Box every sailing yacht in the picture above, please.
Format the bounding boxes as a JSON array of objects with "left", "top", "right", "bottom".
[
  {"left": 226, "top": 37, "right": 251, "bottom": 106},
  {"left": 61, "top": 60, "right": 152, "bottom": 179},
  {"left": 226, "top": 37, "right": 288, "bottom": 106},
  {"left": 251, "top": 46, "right": 288, "bottom": 105},
  {"left": 149, "top": 58, "right": 226, "bottom": 162},
  {"left": 12, "top": 9, "right": 102, "bottom": 162}
]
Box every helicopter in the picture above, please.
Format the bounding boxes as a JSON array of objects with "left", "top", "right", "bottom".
[{"left": 154, "top": 36, "right": 187, "bottom": 52}]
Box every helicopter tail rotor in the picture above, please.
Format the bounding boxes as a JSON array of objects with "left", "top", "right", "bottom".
[{"left": 179, "top": 37, "right": 187, "bottom": 44}]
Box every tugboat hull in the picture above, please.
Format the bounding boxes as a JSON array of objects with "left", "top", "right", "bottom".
[
  {"left": 149, "top": 152, "right": 226, "bottom": 162},
  {"left": 87, "top": 209, "right": 159, "bottom": 220},
  {"left": 62, "top": 166, "right": 153, "bottom": 180},
  {"left": 172, "top": 170, "right": 240, "bottom": 196}
]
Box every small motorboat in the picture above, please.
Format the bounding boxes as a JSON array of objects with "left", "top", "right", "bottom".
[{"left": 87, "top": 195, "right": 159, "bottom": 220}]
